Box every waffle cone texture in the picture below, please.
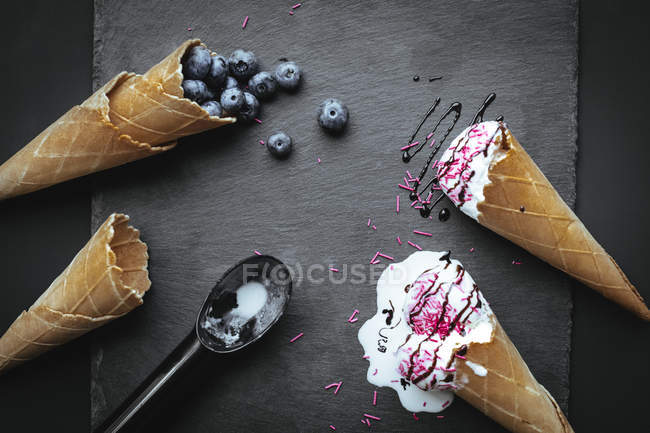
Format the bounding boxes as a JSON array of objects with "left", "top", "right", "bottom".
[
  {"left": 0, "top": 39, "right": 235, "bottom": 200},
  {"left": 456, "top": 317, "right": 573, "bottom": 433},
  {"left": 475, "top": 126, "right": 649, "bottom": 320},
  {"left": 0, "top": 213, "right": 150, "bottom": 375}
]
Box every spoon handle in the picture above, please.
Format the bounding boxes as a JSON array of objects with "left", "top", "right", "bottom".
[{"left": 94, "top": 331, "right": 208, "bottom": 433}]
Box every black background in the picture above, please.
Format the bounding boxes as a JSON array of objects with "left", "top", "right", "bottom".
[{"left": 0, "top": 1, "right": 648, "bottom": 432}]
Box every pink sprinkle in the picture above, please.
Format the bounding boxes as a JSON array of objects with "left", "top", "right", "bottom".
[
  {"left": 396, "top": 195, "right": 400, "bottom": 213},
  {"left": 378, "top": 253, "right": 394, "bottom": 261},
  {"left": 254, "top": 118, "right": 262, "bottom": 124},
  {"left": 423, "top": 402, "right": 427, "bottom": 407},
  {"left": 372, "top": 225, "right": 377, "bottom": 230},
  {"left": 329, "top": 267, "right": 339, "bottom": 272},
  {"left": 329, "top": 425, "right": 336, "bottom": 431},
  {"left": 363, "top": 355, "right": 370, "bottom": 359},
  {"left": 413, "top": 230, "right": 433, "bottom": 237},
  {"left": 242, "top": 16, "right": 249, "bottom": 28},
  {"left": 390, "top": 379, "right": 399, "bottom": 383},
  {"left": 364, "top": 414, "right": 381, "bottom": 421},
  {"left": 259, "top": 140, "right": 265, "bottom": 145},
  {"left": 455, "top": 354, "right": 466, "bottom": 360},
  {"left": 399, "top": 184, "right": 414, "bottom": 191},
  {"left": 289, "top": 10, "right": 294, "bottom": 15},
  {"left": 397, "top": 236, "right": 402, "bottom": 245},
  {"left": 367, "top": 218, "right": 371, "bottom": 227},
  {"left": 426, "top": 132, "right": 434, "bottom": 140},
  {"left": 361, "top": 419, "right": 368, "bottom": 425},
  {"left": 254, "top": 250, "right": 262, "bottom": 255},
  {"left": 442, "top": 401, "right": 450, "bottom": 408},
  {"left": 512, "top": 260, "right": 522, "bottom": 265},
  {"left": 292, "top": 2, "right": 302, "bottom": 8},
  {"left": 187, "top": 27, "right": 193, "bottom": 31},
  {"left": 413, "top": 413, "right": 419, "bottom": 421},
  {"left": 437, "top": 415, "right": 445, "bottom": 419},
  {"left": 371, "top": 259, "right": 381, "bottom": 265},
  {"left": 348, "top": 309, "right": 360, "bottom": 322},
  {"left": 406, "top": 170, "right": 414, "bottom": 179},
  {"left": 317, "top": 158, "right": 321, "bottom": 163},
  {"left": 469, "top": 247, "right": 475, "bottom": 252},
  {"left": 400, "top": 141, "right": 420, "bottom": 151},
  {"left": 372, "top": 368, "right": 378, "bottom": 376},
  {"left": 372, "top": 391, "right": 377, "bottom": 406},
  {"left": 407, "top": 241, "right": 422, "bottom": 250},
  {"left": 325, "top": 381, "right": 343, "bottom": 394},
  {"left": 290, "top": 332, "right": 303, "bottom": 343},
  {"left": 370, "top": 251, "right": 380, "bottom": 263},
  {"left": 366, "top": 419, "right": 371, "bottom": 426},
  {"left": 429, "top": 138, "right": 436, "bottom": 147}
]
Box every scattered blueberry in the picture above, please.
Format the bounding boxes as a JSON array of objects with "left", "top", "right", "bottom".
[
  {"left": 266, "top": 132, "right": 293, "bottom": 158},
  {"left": 201, "top": 100, "right": 223, "bottom": 117},
  {"left": 248, "top": 72, "right": 278, "bottom": 100},
  {"left": 228, "top": 49, "right": 258, "bottom": 81},
  {"left": 220, "top": 87, "right": 244, "bottom": 113},
  {"left": 182, "top": 45, "right": 212, "bottom": 80},
  {"left": 205, "top": 55, "right": 227, "bottom": 88},
  {"left": 224, "top": 76, "right": 239, "bottom": 89},
  {"left": 274, "top": 61, "right": 302, "bottom": 91},
  {"left": 317, "top": 98, "right": 349, "bottom": 133},
  {"left": 181, "top": 79, "right": 210, "bottom": 102},
  {"left": 238, "top": 92, "right": 260, "bottom": 123}
]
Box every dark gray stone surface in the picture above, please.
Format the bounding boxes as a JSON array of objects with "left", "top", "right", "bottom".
[{"left": 91, "top": 1, "right": 577, "bottom": 431}]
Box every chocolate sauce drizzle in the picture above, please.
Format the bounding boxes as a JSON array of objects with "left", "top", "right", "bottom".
[{"left": 402, "top": 93, "right": 500, "bottom": 219}]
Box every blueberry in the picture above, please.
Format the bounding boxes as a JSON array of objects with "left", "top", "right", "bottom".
[
  {"left": 182, "top": 79, "right": 210, "bottom": 102},
  {"left": 182, "top": 45, "right": 211, "bottom": 80},
  {"left": 267, "top": 132, "right": 293, "bottom": 159},
  {"left": 228, "top": 49, "right": 258, "bottom": 81},
  {"left": 248, "top": 72, "right": 278, "bottom": 100},
  {"left": 238, "top": 92, "right": 260, "bottom": 123},
  {"left": 201, "top": 100, "right": 223, "bottom": 117},
  {"left": 205, "top": 55, "right": 227, "bottom": 88},
  {"left": 317, "top": 98, "right": 349, "bottom": 133},
  {"left": 274, "top": 61, "right": 302, "bottom": 91},
  {"left": 224, "top": 76, "right": 239, "bottom": 89},
  {"left": 220, "top": 87, "right": 244, "bottom": 114}
]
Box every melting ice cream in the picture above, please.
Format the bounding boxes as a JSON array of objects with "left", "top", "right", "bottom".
[
  {"left": 358, "top": 251, "right": 494, "bottom": 413},
  {"left": 436, "top": 121, "right": 509, "bottom": 220}
]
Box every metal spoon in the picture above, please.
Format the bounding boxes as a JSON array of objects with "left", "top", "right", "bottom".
[{"left": 95, "top": 255, "right": 292, "bottom": 433}]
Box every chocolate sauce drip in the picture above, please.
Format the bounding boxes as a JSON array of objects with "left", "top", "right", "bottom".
[
  {"left": 496, "top": 114, "right": 504, "bottom": 122},
  {"left": 382, "top": 300, "right": 395, "bottom": 325},
  {"left": 438, "top": 207, "right": 450, "bottom": 221},
  {"left": 439, "top": 251, "right": 451, "bottom": 263},
  {"left": 470, "top": 92, "right": 497, "bottom": 125},
  {"left": 457, "top": 345, "right": 468, "bottom": 357},
  {"left": 400, "top": 378, "right": 410, "bottom": 390}
]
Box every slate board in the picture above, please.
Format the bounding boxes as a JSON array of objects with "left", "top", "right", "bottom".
[{"left": 91, "top": 1, "right": 577, "bottom": 431}]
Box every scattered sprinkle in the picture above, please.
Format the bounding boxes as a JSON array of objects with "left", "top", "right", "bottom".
[
  {"left": 407, "top": 241, "right": 422, "bottom": 250},
  {"left": 396, "top": 195, "right": 400, "bottom": 213},
  {"left": 292, "top": 2, "right": 302, "bottom": 8},
  {"left": 329, "top": 425, "right": 336, "bottom": 430},
  {"left": 455, "top": 354, "right": 466, "bottom": 360},
  {"left": 373, "top": 391, "right": 377, "bottom": 406},
  {"left": 329, "top": 267, "right": 339, "bottom": 272},
  {"left": 442, "top": 401, "right": 450, "bottom": 408},
  {"left": 367, "top": 218, "right": 371, "bottom": 227},
  {"left": 325, "top": 381, "right": 343, "bottom": 394},
  {"left": 378, "top": 253, "right": 394, "bottom": 261},
  {"left": 370, "top": 252, "right": 380, "bottom": 263},
  {"left": 254, "top": 118, "right": 262, "bottom": 124},
  {"left": 259, "top": 140, "right": 265, "bottom": 145},
  {"left": 423, "top": 402, "right": 427, "bottom": 407},
  {"left": 413, "top": 413, "right": 419, "bottom": 421},
  {"left": 363, "top": 355, "right": 370, "bottom": 359},
  {"left": 361, "top": 419, "right": 368, "bottom": 425},
  {"left": 187, "top": 27, "right": 193, "bottom": 31},
  {"left": 317, "top": 158, "right": 321, "bottom": 164},
  {"left": 413, "top": 230, "right": 433, "bottom": 237},
  {"left": 469, "top": 247, "right": 475, "bottom": 252},
  {"left": 372, "top": 225, "right": 377, "bottom": 230},
  {"left": 512, "top": 259, "right": 522, "bottom": 265},
  {"left": 437, "top": 415, "right": 445, "bottom": 419},
  {"left": 398, "top": 184, "right": 414, "bottom": 191},
  {"left": 289, "top": 10, "right": 294, "bottom": 15},
  {"left": 400, "top": 141, "right": 420, "bottom": 151},
  {"left": 348, "top": 309, "right": 360, "bottom": 322},
  {"left": 372, "top": 368, "right": 378, "bottom": 376},
  {"left": 290, "top": 332, "right": 304, "bottom": 343},
  {"left": 371, "top": 259, "right": 381, "bottom": 265},
  {"left": 364, "top": 414, "right": 381, "bottom": 421},
  {"left": 242, "top": 16, "right": 249, "bottom": 29},
  {"left": 254, "top": 250, "right": 262, "bottom": 255},
  {"left": 397, "top": 236, "right": 402, "bottom": 245}
]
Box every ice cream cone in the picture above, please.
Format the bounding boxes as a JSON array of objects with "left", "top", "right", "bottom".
[
  {"left": 0, "top": 213, "right": 150, "bottom": 375},
  {"left": 438, "top": 122, "right": 649, "bottom": 320},
  {"left": 456, "top": 317, "right": 573, "bottom": 433},
  {"left": 0, "top": 39, "right": 235, "bottom": 200}
]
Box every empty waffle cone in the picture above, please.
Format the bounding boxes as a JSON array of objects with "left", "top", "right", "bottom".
[
  {"left": 0, "top": 213, "right": 150, "bottom": 375},
  {"left": 475, "top": 125, "right": 649, "bottom": 320},
  {"left": 0, "top": 39, "right": 235, "bottom": 200},
  {"left": 456, "top": 317, "right": 573, "bottom": 433}
]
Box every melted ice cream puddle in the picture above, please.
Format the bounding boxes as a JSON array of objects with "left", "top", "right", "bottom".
[
  {"left": 202, "top": 281, "right": 268, "bottom": 347},
  {"left": 358, "top": 251, "right": 494, "bottom": 413}
]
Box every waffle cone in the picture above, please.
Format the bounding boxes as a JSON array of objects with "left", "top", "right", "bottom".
[
  {"left": 0, "top": 39, "right": 235, "bottom": 200},
  {"left": 456, "top": 318, "right": 573, "bottom": 433},
  {"left": 0, "top": 213, "right": 150, "bottom": 375},
  {"left": 476, "top": 126, "right": 649, "bottom": 320}
]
